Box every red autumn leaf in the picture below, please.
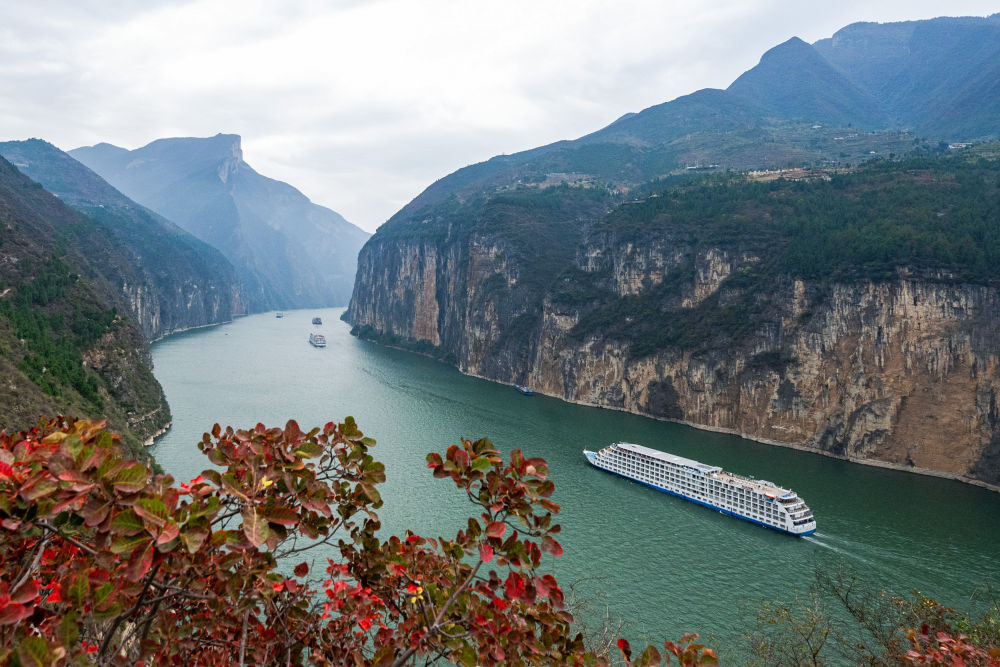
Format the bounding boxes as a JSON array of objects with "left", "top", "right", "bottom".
[
  {"left": 0, "top": 603, "right": 32, "bottom": 626},
  {"left": 10, "top": 579, "right": 39, "bottom": 604},
  {"left": 294, "top": 562, "right": 309, "bottom": 577},
  {"left": 485, "top": 521, "right": 506, "bottom": 539},
  {"left": 242, "top": 506, "right": 271, "bottom": 548},
  {"left": 155, "top": 521, "right": 180, "bottom": 546},
  {"left": 478, "top": 542, "right": 494, "bottom": 563},
  {"left": 617, "top": 637, "right": 632, "bottom": 660},
  {"left": 263, "top": 506, "right": 300, "bottom": 526},
  {"left": 541, "top": 536, "right": 563, "bottom": 557},
  {"left": 125, "top": 541, "right": 154, "bottom": 582}
]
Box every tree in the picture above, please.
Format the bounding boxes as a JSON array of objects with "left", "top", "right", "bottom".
[
  {"left": 745, "top": 564, "right": 1000, "bottom": 667},
  {"left": 0, "top": 416, "right": 716, "bottom": 665}
]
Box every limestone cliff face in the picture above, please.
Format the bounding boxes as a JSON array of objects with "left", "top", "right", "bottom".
[
  {"left": 120, "top": 274, "right": 243, "bottom": 343},
  {"left": 349, "top": 231, "right": 1000, "bottom": 488}
]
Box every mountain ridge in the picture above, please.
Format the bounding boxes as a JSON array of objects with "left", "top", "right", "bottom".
[
  {"left": 375, "top": 14, "right": 999, "bottom": 239},
  {"left": 71, "top": 133, "right": 370, "bottom": 312},
  {"left": 0, "top": 139, "right": 243, "bottom": 340},
  {"left": 0, "top": 154, "right": 169, "bottom": 452}
]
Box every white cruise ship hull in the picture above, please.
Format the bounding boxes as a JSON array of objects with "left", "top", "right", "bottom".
[{"left": 584, "top": 444, "right": 816, "bottom": 536}]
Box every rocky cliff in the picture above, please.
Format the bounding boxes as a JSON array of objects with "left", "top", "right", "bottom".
[{"left": 348, "top": 155, "right": 1000, "bottom": 488}]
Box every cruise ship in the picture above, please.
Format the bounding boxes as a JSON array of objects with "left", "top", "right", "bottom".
[
  {"left": 584, "top": 442, "right": 816, "bottom": 535},
  {"left": 308, "top": 332, "right": 327, "bottom": 348}
]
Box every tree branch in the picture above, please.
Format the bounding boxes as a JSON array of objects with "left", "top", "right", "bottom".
[
  {"left": 389, "top": 560, "right": 482, "bottom": 667},
  {"left": 12, "top": 534, "right": 50, "bottom": 593},
  {"left": 36, "top": 520, "right": 97, "bottom": 555}
]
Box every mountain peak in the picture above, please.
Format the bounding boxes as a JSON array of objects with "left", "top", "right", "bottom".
[
  {"left": 728, "top": 32, "right": 885, "bottom": 127},
  {"left": 211, "top": 133, "right": 243, "bottom": 160},
  {"left": 763, "top": 36, "right": 811, "bottom": 55}
]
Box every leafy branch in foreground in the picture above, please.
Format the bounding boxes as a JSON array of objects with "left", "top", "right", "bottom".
[
  {"left": 0, "top": 416, "right": 711, "bottom": 665},
  {"left": 745, "top": 564, "right": 1000, "bottom": 666}
]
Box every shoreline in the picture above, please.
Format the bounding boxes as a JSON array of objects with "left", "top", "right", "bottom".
[
  {"left": 518, "top": 380, "right": 1000, "bottom": 493},
  {"left": 443, "top": 365, "right": 1000, "bottom": 495},
  {"left": 150, "top": 318, "right": 234, "bottom": 344},
  {"left": 143, "top": 420, "right": 172, "bottom": 447}
]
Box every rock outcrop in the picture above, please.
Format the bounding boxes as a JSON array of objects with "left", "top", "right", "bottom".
[{"left": 348, "top": 163, "right": 1000, "bottom": 489}]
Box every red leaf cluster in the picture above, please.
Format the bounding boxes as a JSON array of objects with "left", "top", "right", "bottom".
[{"left": 0, "top": 417, "right": 707, "bottom": 666}]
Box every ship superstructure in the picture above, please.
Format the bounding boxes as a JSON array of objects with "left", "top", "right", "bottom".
[{"left": 584, "top": 442, "right": 816, "bottom": 535}]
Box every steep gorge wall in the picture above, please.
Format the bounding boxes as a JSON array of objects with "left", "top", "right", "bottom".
[
  {"left": 120, "top": 275, "right": 243, "bottom": 343},
  {"left": 349, "top": 234, "right": 1000, "bottom": 488}
]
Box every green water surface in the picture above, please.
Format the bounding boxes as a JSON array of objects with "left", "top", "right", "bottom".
[{"left": 151, "top": 308, "right": 1000, "bottom": 656}]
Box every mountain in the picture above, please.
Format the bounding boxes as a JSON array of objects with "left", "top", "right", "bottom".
[
  {"left": 71, "top": 134, "right": 370, "bottom": 312},
  {"left": 350, "top": 148, "right": 1000, "bottom": 488},
  {"left": 381, "top": 15, "right": 999, "bottom": 232},
  {"left": 0, "top": 139, "right": 242, "bottom": 340},
  {"left": 814, "top": 15, "right": 1000, "bottom": 138},
  {"left": 0, "top": 155, "right": 169, "bottom": 454},
  {"left": 348, "top": 14, "right": 1000, "bottom": 489}
]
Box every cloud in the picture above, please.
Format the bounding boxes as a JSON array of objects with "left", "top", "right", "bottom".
[{"left": 1, "top": 0, "right": 998, "bottom": 231}]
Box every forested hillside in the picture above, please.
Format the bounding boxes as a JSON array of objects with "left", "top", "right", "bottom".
[
  {"left": 0, "top": 156, "right": 168, "bottom": 453},
  {"left": 0, "top": 139, "right": 243, "bottom": 339}
]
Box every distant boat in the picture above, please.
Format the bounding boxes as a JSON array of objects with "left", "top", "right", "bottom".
[
  {"left": 309, "top": 332, "right": 326, "bottom": 348},
  {"left": 275, "top": 312, "right": 284, "bottom": 318},
  {"left": 312, "top": 317, "right": 323, "bottom": 325},
  {"left": 514, "top": 384, "right": 533, "bottom": 396}
]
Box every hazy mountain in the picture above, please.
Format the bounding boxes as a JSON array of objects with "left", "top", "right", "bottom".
[
  {"left": 0, "top": 139, "right": 242, "bottom": 340},
  {"left": 814, "top": 15, "right": 1000, "bottom": 137},
  {"left": 0, "top": 155, "right": 169, "bottom": 453},
  {"left": 71, "top": 134, "right": 370, "bottom": 311}
]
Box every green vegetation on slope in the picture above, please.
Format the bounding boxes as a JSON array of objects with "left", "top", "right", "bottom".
[
  {"left": 557, "top": 151, "right": 1000, "bottom": 356},
  {"left": 0, "top": 256, "right": 112, "bottom": 408},
  {"left": 0, "top": 155, "right": 168, "bottom": 457}
]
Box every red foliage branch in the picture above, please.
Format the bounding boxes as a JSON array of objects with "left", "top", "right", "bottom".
[
  {"left": 903, "top": 626, "right": 1000, "bottom": 666},
  {"left": 0, "top": 416, "right": 706, "bottom": 665}
]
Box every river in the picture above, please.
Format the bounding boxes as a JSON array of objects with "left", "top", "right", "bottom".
[{"left": 151, "top": 308, "right": 1000, "bottom": 657}]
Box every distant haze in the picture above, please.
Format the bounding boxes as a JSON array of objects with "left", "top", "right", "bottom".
[{"left": 2, "top": 1, "right": 997, "bottom": 232}]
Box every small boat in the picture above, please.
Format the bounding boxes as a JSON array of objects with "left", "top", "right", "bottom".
[
  {"left": 309, "top": 333, "right": 326, "bottom": 348},
  {"left": 312, "top": 317, "right": 323, "bottom": 325},
  {"left": 275, "top": 312, "right": 284, "bottom": 318},
  {"left": 514, "top": 384, "right": 534, "bottom": 396}
]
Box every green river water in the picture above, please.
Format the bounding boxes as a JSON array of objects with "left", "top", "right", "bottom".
[{"left": 150, "top": 308, "right": 1000, "bottom": 658}]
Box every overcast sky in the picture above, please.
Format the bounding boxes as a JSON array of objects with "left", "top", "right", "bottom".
[{"left": 1, "top": 1, "right": 997, "bottom": 232}]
